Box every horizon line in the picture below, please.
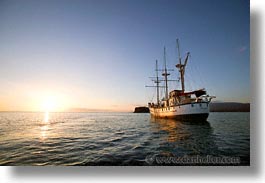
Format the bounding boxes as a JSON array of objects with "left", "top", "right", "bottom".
[{"left": 0, "top": 102, "right": 250, "bottom": 113}]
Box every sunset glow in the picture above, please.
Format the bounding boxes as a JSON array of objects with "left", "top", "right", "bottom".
[
  {"left": 0, "top": 0, "right": 249, "bottom": 112},
  {"left": 37, "top": 91, "right": 71, "bottom": 112},
  {"left": 42, "top": 96, "right": 57, "bottom": 112}
]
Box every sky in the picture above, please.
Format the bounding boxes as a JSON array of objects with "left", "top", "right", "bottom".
[{"left": 0, "top": 0, "right": 249, "bottom": 112}]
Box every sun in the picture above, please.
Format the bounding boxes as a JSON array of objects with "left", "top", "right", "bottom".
[
  {"left": 35, "top": 91, "right": 70, "bottom": 112},
  {"left": 41, "top": 96, "right": 59, "bottom": 112}
]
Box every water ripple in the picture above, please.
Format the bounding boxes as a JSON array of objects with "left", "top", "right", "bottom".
[{"left": 0, "top": 112, "right": 250, "bottom": 165}]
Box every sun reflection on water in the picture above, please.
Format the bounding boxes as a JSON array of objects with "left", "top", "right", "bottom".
[
  {"left": 41, "top": 112, "right": 50, "bottom": 140},
  {"left": 44, "top": 111, "right": 49, "bottom": 123}
]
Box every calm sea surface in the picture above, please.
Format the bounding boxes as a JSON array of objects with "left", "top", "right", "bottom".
[{"left": 0, "top": 112, "right": 250, "bottom": 166}]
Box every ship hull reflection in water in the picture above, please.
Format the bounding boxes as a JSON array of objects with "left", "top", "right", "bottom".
[{"left": 149, "top": 117, "right": 221, "bottom": 165}]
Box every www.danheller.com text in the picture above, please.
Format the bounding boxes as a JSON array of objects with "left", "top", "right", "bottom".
[{"left": 145, "top": 155, "right": 241, "bottom": 165}]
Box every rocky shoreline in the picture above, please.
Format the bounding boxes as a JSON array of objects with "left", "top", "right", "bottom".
[{"left": 133, "top": 107, "right": 150, "bottom": 113}]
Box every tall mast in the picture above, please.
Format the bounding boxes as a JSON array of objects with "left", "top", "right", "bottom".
[
  {"left": 155, "top": 60, "right": 160, "bottom": 105},
  {"left": 177, "top": 39, "right": 181, "bottom": 65},
  {"left": 162, "top": 47, "right": 170, "bottom": 101},
  {"left": 176, "top": 39, "right": 189, "bottom": 92},
  {"left": 146, "top": 60, "right": 163, "bottom": 105}
]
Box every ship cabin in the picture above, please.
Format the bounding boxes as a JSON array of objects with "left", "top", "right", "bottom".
[
  {"left": 166, "top": 89, "right": 208, "bottom": 107},
  {"left": 149, "top": 89, "right": 208, "bottom": 108}
]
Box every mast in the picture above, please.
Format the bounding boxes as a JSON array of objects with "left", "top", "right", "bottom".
[
  {"left": 177, "top": 39, "right": 181, "bottom": 65},
  {"left": 176, "top": 39, "right": 189, "bottom": 92},
  {"left": 155, "top": 60, "right": 160, "bottom": 105},
  {"left": 145, "top": 60, "right": 162, "bottom": 106},
  {"left": 162, "top": 47, "right": 170, "bottom": 102}
]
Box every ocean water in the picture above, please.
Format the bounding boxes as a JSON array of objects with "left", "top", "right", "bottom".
[{"left": 0, "top": 112, "right": 250, "bottom": 166}]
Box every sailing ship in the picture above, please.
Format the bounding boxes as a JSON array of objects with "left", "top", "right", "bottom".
[{"left": 147, "top": 39, "right": 215, "bottom": 121}]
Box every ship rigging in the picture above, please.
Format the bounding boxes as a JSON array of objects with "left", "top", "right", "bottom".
[{"left": 146, "top": 39, "right": 215, "bottom": 121}]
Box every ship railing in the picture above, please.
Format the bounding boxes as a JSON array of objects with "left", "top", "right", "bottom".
[{"left": 195, "top": 95, "right": 216, "bottom": 103}]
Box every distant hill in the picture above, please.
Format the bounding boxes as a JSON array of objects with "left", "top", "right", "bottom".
[{"left": 209, "top": 102, "right": 250, "bottom": 112}]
